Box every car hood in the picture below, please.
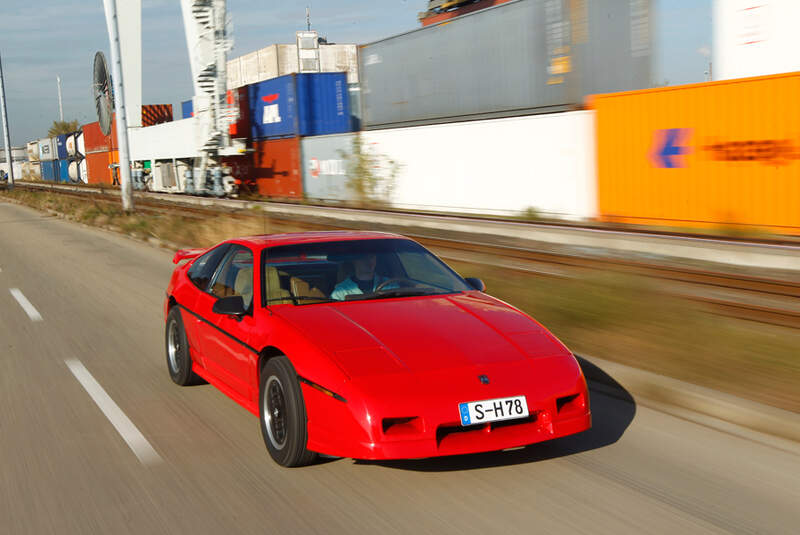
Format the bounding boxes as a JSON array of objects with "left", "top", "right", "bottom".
[{"left": 275, "top": 292, "right": 570, "bottom": 378}]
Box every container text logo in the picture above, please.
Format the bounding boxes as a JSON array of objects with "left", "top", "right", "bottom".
[
  {"left": 261, "top": 94, "right": 281, "bottom": 124},
  {"left": 703, "top": 139, "right": 800, "bottom": 165},
  {"left": 652, "top": 128, "right": 692, "bottom": 168},
  {"left": 309, "top": 158, "right": 346, "bottom": 178}
]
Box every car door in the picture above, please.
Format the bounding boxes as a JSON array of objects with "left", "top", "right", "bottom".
[
  {"left": 183, "top": 244, "right": 231, "bottom": 367},
  {"left": 194, "top": 245, "right": 259, "bottom": 402}
]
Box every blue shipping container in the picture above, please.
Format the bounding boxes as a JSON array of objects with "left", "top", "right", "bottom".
[
  {"left": 58, "top": 159, "right": 70, "bottom": 182},
  {"left": 181, "top": 100, "right": 193, "bottom": 119},
  {"left": 41, "top": 160, "right": 57, "bottom": 181},
  {"left": 248, "top": 73, "right": 351, "bottom": 140},
  {"left": 56, "top": 134, "right": 68, "bottom": 160}
]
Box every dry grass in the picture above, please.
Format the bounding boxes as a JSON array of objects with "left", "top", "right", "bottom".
[{"left": 3, "top": 188, "right": 798, "bottom": 412}]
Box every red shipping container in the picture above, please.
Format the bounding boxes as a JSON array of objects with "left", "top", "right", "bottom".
[
  {"left": 86, "top": 152, "right": 114, "bottom": 185},
  {"left": 251, "top": 138, "right": 303, "bottom": 199},
  {"left": 141, "top": 104, "right": 174, "bottom": 127},
  {"left": 82, "top": 117, "right": 118, "bottom": 153}
]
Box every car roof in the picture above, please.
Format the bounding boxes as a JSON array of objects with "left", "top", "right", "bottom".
[{"left": 229, "top": 230, "right": 408, "bottom": 249}]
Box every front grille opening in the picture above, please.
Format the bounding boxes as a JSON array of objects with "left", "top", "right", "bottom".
[
  {"left": 491, "top": 414, "right": 536, "bottom": 430},
  {"left": 436, "top": 423, "right": 484, "bottom": 446},
  {"left": 382, "top": 417, "right": 420, "bottom": 436},
  {"left": 556, "top": 393, "right": 582, "bottom": 414},
  {"left": 436, "top": 414, "right": 537, "bottom": 446}
]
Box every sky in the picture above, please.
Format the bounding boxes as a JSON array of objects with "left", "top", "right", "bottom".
[{"left": 0, "top": 0, "right": 711, "bottom": 146}]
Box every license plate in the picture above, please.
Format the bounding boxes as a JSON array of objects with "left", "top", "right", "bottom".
[{"left": 458, "top": 395, "right": 529, "bottom": 426}]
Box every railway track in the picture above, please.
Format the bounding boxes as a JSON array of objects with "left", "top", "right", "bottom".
[{"left": 8, "top": 181, "right": 800, "bottom": 329}]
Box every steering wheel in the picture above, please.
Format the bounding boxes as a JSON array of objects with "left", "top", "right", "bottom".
[{"left": 374, "top": 277, "right": 417, "bottom": 292}]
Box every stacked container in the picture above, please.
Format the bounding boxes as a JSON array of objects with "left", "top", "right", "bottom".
[
  {"left": 38, "top": 138, "right": 57, "bottom": 181},
  {"left": 250, "top": 138, "right": 302, "bottom": 198},
  {"left": 83, "top": 119, "right": 119, "bottom": 185},
  {"left": 247, "top": 72, "right": 352, "bottom": 198},
  {"left": 248, "top": 72, "right": 351, "bottom": 140},
  {"left": 25, "top": 141, "right": 41, "bottom": 180}
]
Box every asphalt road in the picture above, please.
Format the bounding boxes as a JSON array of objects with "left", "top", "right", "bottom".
[{"left": 1, "top": 200, "right": 798, "bottom": 535}]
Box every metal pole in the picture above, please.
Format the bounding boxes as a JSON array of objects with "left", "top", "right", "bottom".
[
  {"left": 0, "top": 52, "right": 15, "bottom": 189},
  {"left": 102, "top": 0, "right": 133, "bottom": 211},
  {"left": 57, "top": 75, "right": 64, "bottom": 121}
]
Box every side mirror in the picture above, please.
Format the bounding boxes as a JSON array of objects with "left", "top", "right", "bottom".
[
  {"left": 465, "top": 277, "right": 486, "bottom": 292},
  {"left": 212, "top": 295, "right": 247, "bottom": 317}
]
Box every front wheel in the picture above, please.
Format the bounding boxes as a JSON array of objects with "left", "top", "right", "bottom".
[
  {"left": 259, "top": 356, "right": 317, "bottom": 467},
  {"left": 165, "top": 306, "right": 203, "bottom": 386}
]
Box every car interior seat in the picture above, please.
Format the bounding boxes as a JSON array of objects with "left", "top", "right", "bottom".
[
  {"left": 289, "top": 276, "right": 327, "bottom": 302},
  {"left": 265, "top": 266, "right": 291, "bottom": 303},
  {"left": 234, "top": 266, "right": 253, "bottom": 310}
]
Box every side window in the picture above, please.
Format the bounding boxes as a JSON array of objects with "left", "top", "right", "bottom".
[
  {"left": 187, "top": 244, "right": 230, "bottom": 291},
  {"left": 210, "top": 246, "right": 254, "bottom": 310}
]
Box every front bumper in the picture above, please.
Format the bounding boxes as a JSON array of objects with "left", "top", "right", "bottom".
[{"left": 344, "top": 410, "right": 591, "bottom": 461}]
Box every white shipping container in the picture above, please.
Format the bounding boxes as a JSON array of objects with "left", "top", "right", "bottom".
[
  {"left": 276, "top": 44, "right": 298, "bottom": 77},
  {"left": 0, "top": 161, "right": 24, "bottom": 179},
  {"left": 228, "top": 43, "right": 359, "bottom": 89},
  {"left": 38, "top": 138, "right": 55, "bottom": 161},
  {"left": 22, "top": 161, "right": 41, "bottom": 180},
  {"left": 713, "top": 0, "right": 800, "bottom": 80},
  {"left": 360, "top": 111, "right": 597, "bottom": 219},
  {"left": 227, "top": 57, "right": 242, "bottom": 90},
  {"left": 149, "top": 161, "right": 183, "bottom": 193},
  {"left": 26, "top": 141, "right": 40, "bottom": 161},
  {"left": 240, "top": 51, "right": 260, "bottom": 86},
  {"left": 320, "top": 45, "right": 359, "bottom": 84}
]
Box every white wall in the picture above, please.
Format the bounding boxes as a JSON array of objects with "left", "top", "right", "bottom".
[
  {"left": 128, "top": 118, "right": 199, "bottom": 161},
  {"left": 362, "top": 111, "right": 597, "bottom": 219},
  {"left": 714, "top": 0, "right": 800, "bottom": 80}
]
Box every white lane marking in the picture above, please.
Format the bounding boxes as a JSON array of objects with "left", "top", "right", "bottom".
[
  {"left": 65, "top": 359, "right": 162, "bottom": 466},
  {"left": 10, "top": 288, "right": 43, "bottom": 322}
]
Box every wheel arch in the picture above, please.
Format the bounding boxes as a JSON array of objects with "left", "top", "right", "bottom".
[{"left": 257, "top": 346, "right": 285, "bottom": 380}]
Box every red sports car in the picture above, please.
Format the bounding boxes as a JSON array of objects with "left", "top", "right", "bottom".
[{"left": 164, "top": 231, "right": 590, "bottom": 467}]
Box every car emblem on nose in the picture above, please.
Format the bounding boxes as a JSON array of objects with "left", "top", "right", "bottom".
[{"left": 478, "top": 375, "right": 490, "bottom": 385}]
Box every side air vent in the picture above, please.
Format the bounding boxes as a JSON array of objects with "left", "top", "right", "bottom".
[
  {"left": 556, "top": 393, "right": 582, "bottom": 414},
  {"left": 382, "top": 417, "right": 421, "bottom": 436}
]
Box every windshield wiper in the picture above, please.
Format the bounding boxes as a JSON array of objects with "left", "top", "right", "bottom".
[
  {"left": 266, "top": 296, "right": 335, "bottom": 304},
  {"left": 344, "top": 287, "right": 442, "bottom": 301}
]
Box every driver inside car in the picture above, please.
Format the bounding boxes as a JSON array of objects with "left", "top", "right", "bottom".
[{"left": 331, "top": 253, "right": 394, "bottom": 300}]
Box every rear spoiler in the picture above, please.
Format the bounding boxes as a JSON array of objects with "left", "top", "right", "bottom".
[{"left": 173, "top": 248, "right": 205, "bottom": 264}]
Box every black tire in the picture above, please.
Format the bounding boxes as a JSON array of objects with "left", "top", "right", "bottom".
[
  {"left": 259, "top": 356, "right": 317, "bottom": 467},
  {"left": 165, "top": 306, "right": 203, "bottom": 386}
]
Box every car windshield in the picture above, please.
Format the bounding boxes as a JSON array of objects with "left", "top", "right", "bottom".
[{"left": 262, "top": 238, "right": 471, "bottom": 305}]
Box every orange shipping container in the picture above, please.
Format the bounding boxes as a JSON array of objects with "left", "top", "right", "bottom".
[
  {"left": 588, "top": 72, "right": 800, "bottom": 235},
  {"left": 86, "top": 152, "right": 112, "bottom": 184},
  {"left": 251, "top": 138, "right": 303, "bottom": 199},
  {"left": 82, "top": 117, "right": 118, "bottom": 154},
  {"left": 86, "top": 151, "right": 120, "bottom": 185}
]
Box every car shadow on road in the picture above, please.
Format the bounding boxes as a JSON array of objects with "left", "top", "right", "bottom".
[{"left": 357, "top": 356, "right": 636, "bottom": 472}]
